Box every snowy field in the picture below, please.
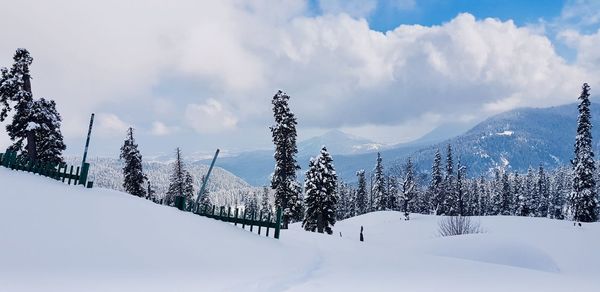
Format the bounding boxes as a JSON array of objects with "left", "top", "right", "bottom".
[{"left": 1, "top": 168, "right": 599, "bottom": 292}]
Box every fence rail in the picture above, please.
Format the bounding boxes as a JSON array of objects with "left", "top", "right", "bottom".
[
  {"left": 0, "top": 150, "right": 93, "bottom": 188},
  {"left": 193, "top": 203, "right": 283, "bottom": 239}
]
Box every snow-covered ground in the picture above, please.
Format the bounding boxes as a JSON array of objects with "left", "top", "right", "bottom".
[{"left": 1, "top": 168, "right": 599, "bottom": 291}]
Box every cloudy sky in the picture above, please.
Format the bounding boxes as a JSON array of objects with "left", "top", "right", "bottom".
[{"left": 1, "top": 0, "right": 599, "bottom": 157}]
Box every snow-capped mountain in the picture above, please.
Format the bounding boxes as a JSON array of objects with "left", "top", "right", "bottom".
[{"left": 401, "top": 102, "right": 600, "bottom": 176}]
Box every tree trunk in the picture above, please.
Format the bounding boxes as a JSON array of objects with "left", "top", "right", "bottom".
[{"left": 26, "top": 130, "right": 36, "bottom": 161}]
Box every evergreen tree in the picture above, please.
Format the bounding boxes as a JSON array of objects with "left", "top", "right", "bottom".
[
  {"left": 430, "top": 149, "right": 444, "bottom": 215},
  {"left": 303, "top": 147, "right": 338, "bottom": 234},
  {"left": 246, "top": 192, "right": 259, "bottom": 218},
  {"left": 260, "top": 187, "right": 274, "bottom": 220},
  {"left": 270, "top": 90, "right": 302, "bottom": 227},
  {"left": 518, "top": 167, "right": 536, "bottom": 216},
  {"left": 355, "top": 170, "right": 368, "bottom": 215},
  {"left": 454, "top": 159, "right": 466, "bottom": 216},
  {"left": 371, "top": 152, "right": 387, "bottom": 210},
  {"left": 570, "top": 83, "right": 598, "bottom": 222},
  {"left": 197, "top": 175, "right": 213, "bottom": 212},
  {"left": 3, "top": 49, "right": 36, "bottom": 159},
  {"left": 500, "top": 171, "right": 512, "bottom": 215},
  {"left": 478, "top": 176, "right": 489, "bottom": 216},
  {"left": 512, "top": 172, "right": 524, "bottom": 215},
  {"left": 120, "top": 127, "right": 146, "bottom": 198},
  {"left": 401, "top": 158, "right": 417, "bottom": 219},
  {"left": 536, "top": 164, "right": 550, "bottom": 217},
  {"left": 146, "top": 181, "right": 156, "bottom": 201},
  {"left": 166, "top": 147, "right": 194, "bottom": 205},
  {"left": 549, "top": 168, "right": 568, "bottom": 219},
  {"left": 441, "top": 144, "right": 455, "bottom": 215},
  {"left": 387, "top": 175, "right": 399, "bottom": 210},
  {"left": 337, "top": 182, "right": 350, "bottom": 220},
  {"left": 26, "top": 98, "right": 66, "bottom": 163}
]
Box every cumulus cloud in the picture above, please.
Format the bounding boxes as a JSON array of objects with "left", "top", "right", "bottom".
[
  {"left": 96, "top": 113, "right": 129, "bottom": 137},
  {"left": 150, "top": 121, "right": 176, "bottom": 136},
  {"left": 185, "top": 99, "right": 238, "bottom": 134},
  {"left": 0, "top": 0, "right": 597, "bottom": 153}
]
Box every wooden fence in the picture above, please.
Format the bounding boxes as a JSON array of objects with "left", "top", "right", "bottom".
[
  {"left": 0, "top": 150, "right": 93, "bottom": 188},
  {"left": 193, "top": 203, "right": 283, "bottom": 239}
]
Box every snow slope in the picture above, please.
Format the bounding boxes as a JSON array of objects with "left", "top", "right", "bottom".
[{"left": 1, "top": 168, "right": 599, "bottom": 291}]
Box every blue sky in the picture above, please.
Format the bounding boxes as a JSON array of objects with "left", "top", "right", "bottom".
[{"left": 1, "top": 0, "right": 600, "bottom": 157}]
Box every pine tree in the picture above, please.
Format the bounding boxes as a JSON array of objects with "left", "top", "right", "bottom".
[
  {"left": 355, "top": 170, "right": 368, "bottom": 215},
  {"left": 303, "top": 147, "right": 338, "bottom": 234},
  {"left": 536, "top": 164, "right": 550, "bottom": 217},
  {"left": 430, "top": 149, "right": 444, "bottom": 215},
  {"left": 3, "top": 49, "right": 36, "bottom": 159},
  {"left": 120, "top": 127, "right": 146, "bottom": 198},
  {"left": 197, "top": 175, "right": 212, "bottom": 212},
  {"left": 337, "top": 182, "right": 350, "bottom": 220},
  {"left": 518, "top": 167, "right": 535, "bottom": 216},
  {"left": 454, "top": 159, "right": 466, "bottom": 216},
  {"left": 549, "top": 168, "right": 568, "bottom": 219},
  {"left": 401, "top": 158, "right": 417, "bottom": 219},
  {"left": 26, "top": 98, "right": 66, "bottom": 163},
  {"left": 146, "top": 181, "right": 156, "bottom": 201},
  {"left": 441, "top": 144, "right": 455, "bottom": 215},
  {"left": 371, "top": 152, "right": 387, "bottom": 210},
  {"left": 570, "top": 83, "right": 598, "bottom": 222},
  {"left": 260, "top": 187, "right": 274, "bottom": 220},
  {"left": 500, "top": 171, "right": 512, "bottom": 215},
  {"left": 512, "top": 172, "right": 523, "bottom": 215},
  {"left": 387, "top": 175, "right": 399, "bottom": 210},
  {"left": 166, "top": 147, "right": 194, "bottom": 205},
  {"left": 246, "top": 192, "right": 259, "bottom": 218},
  {"left": 270, "top": 90, "right": 302, "bottom": 227}
]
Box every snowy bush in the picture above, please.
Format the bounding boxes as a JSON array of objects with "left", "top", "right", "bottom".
[{"left": 438, "top": 216, "right": 482, "bottom": 237}]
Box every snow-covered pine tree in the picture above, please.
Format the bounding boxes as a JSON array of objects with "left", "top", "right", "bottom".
[
  {"left": 488, "top": 169, "right": 502, "bottom": 215},
  {"left": 336, "top": 181, "right": 350, "bottom": 220},
  {"left": 430, "top": 149, "right": 444, "bottom": 215},
  {"left": 454, "top": 158, "right": 466, "bottom": 216},
  {"left": 371, "top": 152, "right": 387, "bottom": 210},
  {"left": 442, "top": 144, "right": 456, "bottom": 215},
  {"left": 3, "top": 49, "right": 36, "bottom": 159},
  {"left": 246, "top": 192, "right": 259, "bottom": 218},
  {"left": 270, "top": 90, "right": 302, "bottom": 227},
  {"left": 536, "top": 164, "right": 550, "bottom": 217},
  {"left": 477, "top": 176, "right": 489, "bottom": 216},
  {"left": 165, "top": 147, "right": 194, "bottom": 206},
  {"left": 26, "top": 98, "right": 66, "bottom": 163},
  {"left": 355, "top": 170, "right": 368, "bottom": 215},
  {"left": 401, "top": 158, "right": 417, "bottom": 219},
  {"left": 570, "top": 83, "right": 598, "bottom": 222},
  {"left": 500, "top": 171, "right": 512, "bottom": 215},
  {"left": 387, "top": 175, "right": 399, "bottom": 210},
  {"left": 511, "top": 172, "right": 523, "bottom": 215},
  {"left": 146, "top": 181, "right": 156, "bottom": 201},
  {"left": 518, "top": 167, "right": 535, "bottom": 216},
  {"left": 549, "top": 167, "right": 568, "bottom": 219},
  {"left": 197, "top": 175, "right": 213, "bottom": 212},
  {"left": 303, "top": 147, "right": 338, "bottom": 234},
  {"left": 119, "top": 127, "right": 146, "bottom": 198},
  {"left": 260, "top": 187, "right": 274, "bottom": 221}
]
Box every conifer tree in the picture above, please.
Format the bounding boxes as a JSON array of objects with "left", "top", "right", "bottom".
[
  {"left": 246, "top": 192, "right": 259, "bottom": 218},
  {"left": 518, "top": 167, "right": 536, "bottom": 216},
  {"left": 454, "top": 159, "right": 466, "bottom": 216},
  {"left": 337, "top": 182, "right": 350, "bottom": 220},
  {"left": 166, "top": 147, "right": 194, "bottom": 205},
  {"left": 430, "top": 149, "right": 444, "bottom": 215},
  {"left": 26, "top": 98, "right": 66, "bottom": 163},
  {"left": 401, "top": 158, "right": 416, "bottom": 219},
  {"left": 500, "top": 171, "right": 512, "bottom": 215},
  {"left": 303, "top": 147, "right": 338, "bottom": 234},
  {"left": 371, "top": 152, "right": 387, "bottom": 210},
  {"left": 356, "top": 170, "right": 368, "bottom": 215},
  {"left": 387, "top": 175, "right": 399, "bottom": 210},
  {"left": 549, "top": 168, "right": 568, "bottom": 219},
  {"left": 512, "top": 172, "right": 523, "bottom": 215},
  {"left": 260, "top": 187, "right": 274, "bottom": 220},
  {"left": 120, "top": 127, "right": 146, "bottom": 198},
  {"left": 570, "top": 83, "right": 598, "bottom": 222},
  {"left": 270, "top": 90, "right": 302, "bottom": 227},
  {"left": 536, "top": 164, "right": 550, "bottom": 217},
  {"left": 441, "top": 144, "right": 456, "bottom": 215},
  {"left": 197, "top": 175, "right": 212, "bottom": 212}
]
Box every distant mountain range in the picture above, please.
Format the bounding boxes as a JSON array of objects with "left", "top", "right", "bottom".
[{"left": 200, "top": 102, "right": 597, "bottom": 185}]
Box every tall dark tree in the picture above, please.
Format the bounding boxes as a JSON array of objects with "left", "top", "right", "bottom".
[
  {"left": 356, "top": 170, "right": 368, "bottom": 215},
  {"left": 442, "top": 144, "right": 456, "bottom": 215},
  {"left": 260, "top": 187, "right": 274, "bottom": 220},
  {"left": 570, "top": 83, "right": 598, "bottom": 222},
  {"left": 430, "top": 149, "right": 444, "bottom": 215},
  {"left": 120, "top": 127, "right": 146, "bottom": 198},
  {"left": 500, "top": 171, "right": 512, "bottom": 215},
  {"left": 372, "top": 152, "right": 387, "bottom": 210},
  {"left": 270, "top": 90, "right": 302, "bottom": 227},
  {"left": 2, "top": 49, "right": 35, "bottom": 159},
  {"left": 454, "top": 158, "right": 466, "bottom": 216},
  {"left": 303, "top": 147, "right": 338, "bottom": 234},
  {"left": 166, "top": 147, "right": 194, "bottom": 205},
  {"left": 536, "top": 164, "right": 550, "bottom": 217},
  {"left": 146, "top": 181, "right": 156, "bottom": 201},
  {"left": 401, "top": 158, "right": 417, "bottom": 219}
]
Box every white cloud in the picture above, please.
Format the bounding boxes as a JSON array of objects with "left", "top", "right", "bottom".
[
  {"left": 151, "top": 121, "right": 175, "bottom": 136},
  {"left": 0, "top": 1, "right": 597, "bottom": 152},
  {"left": 185, "top": 99, "right": 238, "bottom": 134},
  {"left": 96, "top": 113, "right": 129, "bottom": 137}
]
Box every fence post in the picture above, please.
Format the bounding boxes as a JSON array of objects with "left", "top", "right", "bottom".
[
  {"left": 242, "top": 209, "right": 247, "bottom": 229},
  {"left": 79, "top": 162, "right": 90, "bottom": 186},
  {"left": 234, "top": 208, "right": 239, "bottom": 226},
  {"left": 274, "top": 207, "right": 282, "bottom": 239},
  {"left": 266, "top": 213, "right": 271, "bottom": 237}
]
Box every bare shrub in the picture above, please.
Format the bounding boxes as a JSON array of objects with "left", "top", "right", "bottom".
[{"left": 438, "top": 216, "right": 483, "bottom": 237}]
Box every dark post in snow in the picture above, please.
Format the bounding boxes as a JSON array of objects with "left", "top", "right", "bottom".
[
  {"left": 360, "top": 226, "right": 364, "bottom": 242},
  {"left": 81, "top": 113, "right": 95, "bottom": 168},
  {"left": 194, "top": 148, "right": 220, "bottom": 213}
]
